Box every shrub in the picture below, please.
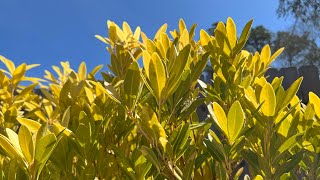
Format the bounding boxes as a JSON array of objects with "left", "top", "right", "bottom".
[{"left": 0, "top": 18, "right": 319, "bottom": 179}]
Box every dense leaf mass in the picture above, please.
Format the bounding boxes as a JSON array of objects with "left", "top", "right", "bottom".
[{"left": 0, "top": 18, "right": 319, "bottom": 179}]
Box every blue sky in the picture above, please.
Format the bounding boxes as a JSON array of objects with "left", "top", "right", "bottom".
[{"left": 0, "top": 0, "right": 294, "bottom": 77}]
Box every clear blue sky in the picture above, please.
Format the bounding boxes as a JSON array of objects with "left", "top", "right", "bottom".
[{"left": 0, "top": 0, "right": 294, "bottom": 77}]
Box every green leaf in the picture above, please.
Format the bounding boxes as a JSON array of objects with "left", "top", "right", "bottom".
[
  {"left": 61, "top": 106, "right": 71, "bottom": 127},
  {"left": 260, "top": 83, "right": 276, "bottom": 116},
  {"left": 76, "top": 123, "right": 91, "bottom": 146},
  {"left": 124, "top": 61, "right": 142, "bottom": 109},
  {"left": 167, "top": 44, "right": 191, "bottom": 97},
  {"left": 178, "top": 98, "right": 205, "bottom": 121},
  {"left": 273, "top": 151, "right": 303, "bottom": 179},
  {"left": 204, "top": 139, "right": 225, "bottom": 162},
  {"left": 35, "top": 133, "right": 58, "bottom": 179},
  {"left": 227, "top": 101, "right": 244, "bottom": 144},
  {"left": 275, "top": 133, "right": 303, "bottom": 160},
  {"left": 276, "top": 77, "right": 303, "bottom": 112},
  {"left": 233, "top": 19, "right": 253, "bottom": 54},
  {"left": 270, "top": 47, "right": 285, "bottom": 62},
  {"left": 182, "top": 160, "right": 194, "bottom": 180},
  {"left": 18, "top": 126, "right": 34, "bottom": 164},
  {"left": 139, "top": 146, "right": 161, "bottom": 173},
  {"left": 94, "top": 82, "right": 123, "bottom": 107},
  {"left": 173, "top": 124, "right": 190, "bottom": 155}
]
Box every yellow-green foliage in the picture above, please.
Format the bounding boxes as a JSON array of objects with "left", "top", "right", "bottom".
[{"left": 0, "top": 18, "right": 319, "bottom": 180}]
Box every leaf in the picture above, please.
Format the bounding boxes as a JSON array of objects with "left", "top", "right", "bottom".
[
  {"left": 173, "top": 124, "right": 190, "bottom": 155},
  {"left": 35, "top": 133, "right": 60, "bottom": 179},
  {"left": 239, "top": 19, "right": 253, "bottom": 45},
  {"left": 182, "top": 160, "right": 194, "bottom": 180},
  {"left": 227, "top": 101, "right": 244, "bottom": 144},
  {"left": 277, "top": 77, "right": 303, "bottom": 111},
  {"left": 15, "top": 83, "right": 38, "bottom": 101},
  {"left": 149, "top": 52, "right": 166, "bottom": 102},
  {"left": 226, "top": 17, "right": 237, "bottom": 48},
  {"left": 166, "top": 45, "right": 191, "bottom": 97},
  {"left": 6, "top": 128, "right": 22, "bottom": 153},
  {"left": 78, "top": 61, "right": 87, "bottom": 81},
  {"left": 88, "top": 64, "right": 103, "bottom": 79},
  {"left": 122, "top": 21, "right": 132, "bottom": 35},
  {"left": 211, "top": 102, "right": 228, "bottom": 135},
  {"left": 35, "top": 133, "right": 57, "bottom": 165},
  {"left": 309, "top": 92, "right": 320, "bottom": 119},
  {"left": 61, "top": 106, "right": 71, "bottom": 127},
  {"left": 18, "top": 126, "right": 34, "bottom": 164},
  {"left": 0, "top": 134, "right": 25, "bottom": 164},
  {"left": 277, "top": 133, "right": 303, "bottom": 156},
  {"left": 17, "top": 117, "right": 41, "bottom": 133},
  {"left": 124, "top": 61, "right": 142, "bottom": 109},
  {"left": 270, "top": 47, "right": 285, "bottom": 62},
  {"left": 0, "top": 55, "right": 15, "bottom": 74},
  {"left": 95, "top": 82, "right": 122, "bottom": 106},
  {"left": 260, "top": 83, "right": 276, "bottom": 116},
  {"left": 140, "top": 107, "right": 167, "bottom": 149},
  {"left": 179, "top": 98, "right": 204, "bottom": 121},
  {"left": 142, "top": 51, "right": 151, "bottom": 79},
  {"left": 139, "top": 146, "right": 161, "bottom": 172},
  {"left": 204, "top": 139, "right": 225, "bottom": 162},
  {"left": 133, "top": 26, "right": 141, "bottom": 40},
  {"left": 273, "top": 151, "right": 303, "bottom": 179},
  {"left": 12, "top": 63, "right": 27, "bottom": 87},
  {"left": 154, "top": 23, "right": 167, "bottom": 40},
  {"left": 200, "top": 29, "right": 211, "bottom": 46},
  {"left": 260, "top": 45, "right": 271, "bottom": 65}
]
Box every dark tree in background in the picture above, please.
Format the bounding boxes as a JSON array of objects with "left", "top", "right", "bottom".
[
  {"left": 273, "top": 31, "right": 311, "bottom": 67},
  {"left": 277, "top": 0, "right": 320, "bottom": 36},
  {"left": 244, "top": 25, "right": 272, "bottom": 52},
  {"left": 207, "top": 22, "right": 218, "bottom": 36},
  {"left": 205, "top": 0, "right": 320, "bottom": 71}
]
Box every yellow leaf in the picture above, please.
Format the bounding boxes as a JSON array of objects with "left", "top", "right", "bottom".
[
  {"left": 133, "top": 26, "right": 141, "bottom": 40},
  {"left": 78, "top": 62, "right": 87, "bottom": 81},
  {"left": 6, "top": 129, "right": 22, "bottom": 154},
  {"left": 0, "top": 55, "right": 15, "bottom": 74},
  {"left": 260, "top": 45, "right": 271, "bottom": 65},
  {"left": 18, "top": 126, "right": 34, "bottom": 164},
  {"left": 227, "top": 101, "right": 244, "bottom": 144},
  {"left": 212, "top": 102, "right": 228, "bottom": 136},
  {"left": 122, "top": 21, "right": 132, "bottom": 37},
  {"left": 180, "top": 29, "right": 189, "bottom": 46},
  {"left": 17, "top": 118, "right": 41, "bottom": 133},
  {"left": 12, "top": 63, "right": 27, "bottom": 87},
  {"left": 200, "top": 29, "right": 211, "bottom": 46},
  {"left": 309, "top": 92, "right": 320, "bottom": 119},
  {"left": 179, "top": 19, "right": 187, "bottom": 33},
  {"left": 270, "top": 47, "right": 284, "bottom": 62},
  {"left": 260, "top": 83, "right": 276, "bottom": 116},
  {"left": 142, "top": 51, "right": 151, "bottom": 78},
  {"left": 226, "top": 17, "right": 237, "bottom": 48},
  {"left": 154, "top": 24, "right": 167, "bottom": 40},
  {"left": 149, "top": 53, "right": 166, "bottom": 101}
]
